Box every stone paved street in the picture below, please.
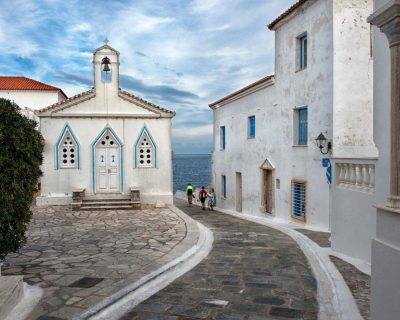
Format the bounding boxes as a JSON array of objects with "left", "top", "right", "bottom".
[
  {"left": 2, "top": 205, "right": 194, "bottom": 320},
  {"left": 120, "top": 199, "right": 318, "bottom": 320}
]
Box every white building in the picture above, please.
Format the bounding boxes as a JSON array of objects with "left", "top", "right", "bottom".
[
  {"left": 210, "top": 0, "right": 376, "bottom": 231},
  {"left": 36, "top": 41, "right": 175, "bottom": 206},
  {"left": 0, "top": 76, "right": 67, "bottom": 121}
]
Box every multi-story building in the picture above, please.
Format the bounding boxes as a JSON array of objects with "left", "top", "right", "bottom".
[{"left": 210, "top": 0, "right": 376, "bottom": 231}]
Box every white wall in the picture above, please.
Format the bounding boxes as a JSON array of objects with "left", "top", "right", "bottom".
[
  {"left": 0, "top": 90, "right": 63, "bottom": 110},
  {"left": 212, "top": 0, "right": 333, "bottom": 230},
  {"left": 38, "top": 116, "right": 173, "bottom": 204}
]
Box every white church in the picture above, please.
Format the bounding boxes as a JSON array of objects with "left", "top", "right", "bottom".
[{"left": 36, "top": 41, "right": 175, "bottom": 208}]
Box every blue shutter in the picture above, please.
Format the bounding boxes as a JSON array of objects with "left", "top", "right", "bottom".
[
  {"left": 292, "top": 182, "right": 306, "bottom": 218},
  {"left": 298, "top": 108, "right": 308, "bottom": 145},
  {"left": 222, "top": 175, "right": 227, "bottom": 198},
  {"left": 220, "top": 126, "right": 226, "bottom": 150},
  {"left": 248, "top": 116, "right": 255, "bottom": 138}
]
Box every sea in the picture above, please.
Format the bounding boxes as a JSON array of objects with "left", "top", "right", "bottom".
[{"left": 173, "top": 154, "right": 212, "bottom": 193}]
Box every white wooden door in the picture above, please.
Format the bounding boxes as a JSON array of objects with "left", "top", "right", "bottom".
[{"left": 96, "top": 137, "right": 120, "bottom": 193}]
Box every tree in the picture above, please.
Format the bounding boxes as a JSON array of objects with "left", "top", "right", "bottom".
[{"left": 0, "top": 98, "right": 44, "bottom": 261}]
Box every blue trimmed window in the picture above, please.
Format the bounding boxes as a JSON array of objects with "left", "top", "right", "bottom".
[
  {"left": 292, "top": 181, "right": 306, "bottom": 219},
  {"left": 248, "top": 115, "right": 255, "bottom": 139},
  {"left": 297, "top": 107, "right": 308, "bottom": 145},
  {"left": 135, "top": 126, "right": 157, "bottom": 168},
  {"left": 298, "top": 34, "right": 307, "bottom": 70},
  {"left": 222, "top": 175, "right": 227, "bottom": 198},
  {"left": 220, "top": 126, "right": 226, "bottom": 150},
  {"left": 56, "top": 124, "right": 79, "bottom": 169}
]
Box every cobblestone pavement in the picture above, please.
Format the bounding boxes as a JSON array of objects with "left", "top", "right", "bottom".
[
  {"left": 294, "top": 229, "right": 331, "bottom": 248},
  {"left": 120, "top": 199, "right": 318, "bottom": 320},
  {"left": 2, "top": 205, "right": 192, "bottom": 320},
  {"left": 330, "top": 256, "right": 370, "bottom": 320}
]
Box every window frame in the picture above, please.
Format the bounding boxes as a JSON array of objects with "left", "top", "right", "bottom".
[
  {"left": 291, "top": 180, "right": 307, "bottom": 221},
  {"left": 220, "top": 126, "right": 226, "bottom": 150},
  {"left": 222, "top": 175, "right": 227, "bottom": 199},
  {"left": 297, "top": 33, "right": 308, "bottom": 71},
  {"left": 293, "top": 106, "right": 308, "bottom": 146},
  {"left": 55, "top": 123, "right": 80, "bottom": 170},
  {"left": 134, "top": 125, "right": 157, "bottom": 168},
  {"left": 247, "top": 115, "right": 256, "bottom": 139}
]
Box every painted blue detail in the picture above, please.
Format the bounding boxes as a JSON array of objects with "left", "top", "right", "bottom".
[
  {"left": 322, "top": 158, "right": 332, "bottom": 184},
  {"left": 134, "top": 125, "right": 157, "bottom": 168},
  {"left": 222, "top": 175, "right": 227, "bottom": 198},
  {"left": 90, "top": 126, "right": 124, "bottom": 193},
  {"left": 100, "top": 155, "right": 105, "bottom": 163},
  {"left": 55, "top": 122, "right": 80, "bottom": 169},
  {"left": 298, "top": 107, "right": 308, "bottom": 145},
  {"left": 220, "top": 126, "right": 226, "bottom": 150},
  {"left": 111, "top": 155, "right": 115, "bottom": 163},
  {"left": 248, "top": 116, "right": 255, "bottom": 138},
  {"left": 292, "top": 182, "right": 306, "bottom": 217}
]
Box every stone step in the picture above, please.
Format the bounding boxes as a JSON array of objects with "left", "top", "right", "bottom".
[
  {"left": 83, "top": 196, "right": 131, "bottom": 202},
  {"left": 82, "top": 200, "right": 132, "bottom": 206},
  {"left": 80, "top": 205, "right": 135, "bottom": 211}
]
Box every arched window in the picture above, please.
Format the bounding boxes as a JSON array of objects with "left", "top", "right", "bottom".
[
  {"left": 135, "top": 126, "right": 156, "bottom": 168},
  {"left": 101, "top": 56, "right": 112, "bottom": 83},
  {"left": 56, "top": 123, "right": 80, "bottom": 169}
]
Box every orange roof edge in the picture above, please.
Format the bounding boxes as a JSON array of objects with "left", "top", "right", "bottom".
[
  {"left": 0, "top": 76, "right": 68, "bottom": 99},
  {"left": 267, "top": 0, "right": 309, "bottom": 30}
]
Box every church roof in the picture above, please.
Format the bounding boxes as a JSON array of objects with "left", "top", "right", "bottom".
[
  {"left": 35, "top": 88, "right": 175, "bottom": 116},
  {"left": 0, "top": 76, "right": 68, "bottom": 99},
  {"left": 267, "top": 0, "right": 309, "bottom": 30}
]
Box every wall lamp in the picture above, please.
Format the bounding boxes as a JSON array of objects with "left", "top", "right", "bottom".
[{"left": 315, "top": 132, "right": 332, "bottom": 155}]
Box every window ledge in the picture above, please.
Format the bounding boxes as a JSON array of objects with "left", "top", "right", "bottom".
[
  {"left": 295, "top": 67, "right": 307, "bottom": 73},
  {"left": 292, "top": 144, "right": 308, "bottom": 148},
  {"left": 247, "top": 137, "right": 255, "bottom": 140}
]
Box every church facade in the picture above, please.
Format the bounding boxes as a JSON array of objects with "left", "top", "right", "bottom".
[{"left": 36, "top": 42, "right": 175, "bottom": 206}]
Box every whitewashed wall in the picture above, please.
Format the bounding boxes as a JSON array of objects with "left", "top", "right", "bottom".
[
  {"left": 38, "top": 116, "right": 173, "bottom": 204},
  {"left": 213, "top": 0, "right": 333, "bottom": 230},
  {"left": 0, "top": 90, "right": 64, "bottom": 110}
]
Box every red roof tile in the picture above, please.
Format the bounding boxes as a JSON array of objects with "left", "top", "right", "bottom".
[
  {"left": 268, "top": 0, "right": 309, "bottom": 30},
  {"left": 209, "top": 75, "right": 274, "bottom": 108},
  {"left": 0, "top": 76, "right": 67, "bottom": 99}
]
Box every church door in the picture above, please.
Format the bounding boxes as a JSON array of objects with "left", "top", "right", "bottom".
[{"left": 95, "top": 130, "right": 120, "bottom": 193}]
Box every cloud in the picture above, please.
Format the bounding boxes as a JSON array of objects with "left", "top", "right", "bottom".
[{"left": 0, "top": 0, "right": 295, "bottom": 153}]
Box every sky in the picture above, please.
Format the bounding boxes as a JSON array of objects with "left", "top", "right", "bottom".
[{"left": 0, "top": 0, "right": 294, "bottom": 154}]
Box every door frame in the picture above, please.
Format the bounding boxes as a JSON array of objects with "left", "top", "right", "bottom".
[
  {"left": 91, "top": 125, "right": 124, "bottom": 193},
  {"left": 261, "top": 168, "right": 275, "bottom": 214}
]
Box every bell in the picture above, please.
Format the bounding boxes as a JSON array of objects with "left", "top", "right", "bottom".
[{"left": 103, "top": 62, "right": 111, "bottom": 72}]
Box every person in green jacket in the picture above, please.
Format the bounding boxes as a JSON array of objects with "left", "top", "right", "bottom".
[{"left": 186, "top": 183, "right": 195, "bottom": 206}]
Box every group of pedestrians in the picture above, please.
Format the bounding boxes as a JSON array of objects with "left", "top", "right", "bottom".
[{"left": 186, "top": 183, "right": 216, "bottom": 211}]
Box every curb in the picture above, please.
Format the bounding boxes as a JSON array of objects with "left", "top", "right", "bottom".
[
  {"left": 75, "top": 205, "right": 213, "bottom": 320},
  {"left": 209, "top": 206, "right": 363, "bottom": 320}
]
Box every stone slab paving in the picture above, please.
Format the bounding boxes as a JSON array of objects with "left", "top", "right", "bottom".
[
  {"left": 2, "top": 205, "right": 195, "bottom": 320},
  {"left": 294, "top": 229, "right": 331, "bottom": 248},
  {"left": 120, "top": 199, "right": 318, "bottom": 320},
  {"left": 329, "top": 256, "right": 370, "bottom": 320}
]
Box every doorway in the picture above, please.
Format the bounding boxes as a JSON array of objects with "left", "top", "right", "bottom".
[
  {"left": 262, "top": 169, "right": 274, "bottom": 213},
  {"left": 236, "top": 172, "right": 242, "bottom": 212},
  {"left": 94, "top": 128, "right": 121, "bottom": 193}
]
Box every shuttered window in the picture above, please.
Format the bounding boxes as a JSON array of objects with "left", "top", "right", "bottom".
[
  {"left": 248, "top": 115, "right": 255, "bottom": 138},
  {"left": 292, "top": 181, "right": 306, "bottom": 219},
  {"left": 299, "top": 34, "right": 307, "bottom": 70},
  {"left": 222, "top": 175, "right": 227, "bottom": 198},
  {"left": 298, "top": 107, "right": 308, "bottom": 145},
  {"left": 220, "top": 126, "right": 226, "bottom": 150}
]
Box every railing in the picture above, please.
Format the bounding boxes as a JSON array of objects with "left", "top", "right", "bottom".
[{"left": 335, "top": 162, "right": 375, "bottom": 193}]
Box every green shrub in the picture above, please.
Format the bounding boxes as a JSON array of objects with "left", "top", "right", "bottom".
[{"left": 0, "top": 98, "right": 44, "bottom": 261}]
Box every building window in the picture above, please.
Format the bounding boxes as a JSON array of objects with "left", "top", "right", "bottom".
[
  {"left": 294, "top": 107, "right": 308, "bottom": 145},
  {"left": 222, "top": 175, "right": 227, "bottom": 198},
  {"left": 292, "top": 181, "right": 306, "bottom": 220},
  {"left": 135, "top": 126, "right": 157, "bottom": 168},
  {"left": 248, "top": 115, "right": 255, "bottom": 139},
  {"left": 220, "top": 126, "right": 226, "bottom": 150},
  {"left": 56, "top": 124, "right": 79, "bottom": 169},
  {"left": 298, "top": 33, "right": 307, "bottom": 70}
]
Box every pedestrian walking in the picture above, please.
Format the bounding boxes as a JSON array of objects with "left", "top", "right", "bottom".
[
  {"left": 186, "top": 183, "right": 195, "bottom": 206},
  {"left": 208, "top": 188, "right": 216, "bottom": 211},
  {"left": 199, "top": 186, "right": 208, "bottom": 210}
]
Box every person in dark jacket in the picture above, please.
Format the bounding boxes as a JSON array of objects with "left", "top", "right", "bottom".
[{"left": 198, "top": 186, "right": 208, "bottom": 210}]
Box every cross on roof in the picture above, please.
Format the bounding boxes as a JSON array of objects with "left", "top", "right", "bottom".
[{"left": 103, "top": 37, "right": 109, "bottom": 45}]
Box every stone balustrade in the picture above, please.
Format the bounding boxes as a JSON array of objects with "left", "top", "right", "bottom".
[{"left": 336, "top": 162, "right": 375, "bottom": 193}]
